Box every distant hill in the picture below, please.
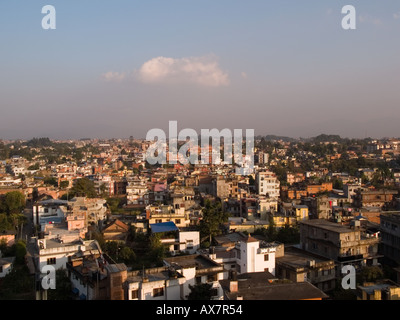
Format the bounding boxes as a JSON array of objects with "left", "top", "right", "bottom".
[
  {"left": 307, "top": 134, "right": 348, "bottom": 143},
  {"left": 256, "top": 135, "right": 298, "bottom": 142}
]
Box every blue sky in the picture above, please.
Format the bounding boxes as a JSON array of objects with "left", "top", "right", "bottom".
[{"left": 0, "top": 1, "right": 400, "bottom": 139}]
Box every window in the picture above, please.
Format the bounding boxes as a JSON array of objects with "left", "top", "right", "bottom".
[
  {"left": 207, "top": 274, "right": 218, "bottom": 282},
  {"left": 47, "top": 257, "right": 56, "bottom": 265},
  {"left": 175, "top": 219, "right": 181, "bottom": 224},
  {"left": 187, "top": 240, "right": 193, "bottom": 249},
  {"left": 264, "top": 268, "right": 269, "bottom": 272},
  {"left": 131, "top": 289, "right": 139, "bottom": 299},
  {"left": 264, "top": 254, "right": 269, "bottom": 261},
  {"left": 153, "top": 288, "right": 164, "bottom": 297}
]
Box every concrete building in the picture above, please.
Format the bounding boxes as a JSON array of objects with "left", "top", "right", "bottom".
[
  {"left": 356, "top": 280, "right": 400, "bottom": 300},
  {"left": 0, "top": 257, "right": 14, "bottom": 278},
  {"left": 164, "top": 254, "right": 228, "bottom": 300},
  {"left": 256, "top": 171, "right": 280, "bottom": 199},
  {"left": 276, "top": 246, "right": 336, "bottom": 293},
  {"left": 354, "top": 189, "right": 398, "bottom": 208},
  {"left": 32, "top": 236, "right": 102, "bottom": 271},
  {"left": 235, "top": 235, "right": 277, "bottom": 275},
  {"left": 67, "top": 252, "right": 128, "bottom": 300},
  {"left": 150, "top": 221, "right": 200, "bottom": 255},
  {"left": 299, "top": 219, "right": 382, "bottom": 271},
  {"left": 124, "top": 266, "right": 185, "bottom": 300},
  {"left": 146, "top": 204, "right": 190, "bottom": 228},
  {"left": 380, "top": 212, "right": 400, "bottom": 265}
]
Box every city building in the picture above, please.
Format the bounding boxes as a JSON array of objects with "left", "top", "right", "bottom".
[
  {"left": 380, "top": 212, "right": 400, "bottom": 265},
  {"left": 256, "top": 171, "right": 280, "bottom": 199},
  {"left": 299, "top": 219, "right": 382, "bottom": 271},
  {"left": 164, "top": 254, "right": 228, "bottom": 300}
]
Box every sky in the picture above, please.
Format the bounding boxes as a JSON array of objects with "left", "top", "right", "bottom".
[{"left": 0, "top": 1, "right": 400, "bottom": 140}]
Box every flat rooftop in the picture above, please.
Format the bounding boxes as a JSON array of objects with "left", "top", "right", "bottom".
[
  {"left": 276, "top": 246, "right": 334, "bottom": 269},
  {"left": 220, "top": 272, "right": 328, "bottom": 300},
  {"left": 300, "top": 219, "right": 355, "bottom": 233},
  {"left": 164, "top": 254, "right": 220, "bottom": 269}
]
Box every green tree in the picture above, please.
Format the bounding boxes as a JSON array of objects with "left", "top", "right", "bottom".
[
  {"left": 119, "top": 246, "right": 136, "bottom": 265},
  {"left": 70, "top": 177, "right": 96, "bottom": 198},
  {"left": 2, "top": 191, "right": 25, "bottom": 214},
  {"left": 357, "top": 266, "right": 384, "bottom": 284},
  {"left": 149, "top": 233, "right": 166, "bottom": 265},
  {"left": 199, "top": 200, "right": 229, "bottom": 245},
  {"left": 188, "top": 283, "right": 214, "bottom": 300},
  {"left": 15, "top": 240, "right": 27, "bottom": 264},
  {"left": 59, "top": 180, "right": 69, "bottom": 189},
  {"left": 47, "top": 269, "right": 73, "bottom": 300}
]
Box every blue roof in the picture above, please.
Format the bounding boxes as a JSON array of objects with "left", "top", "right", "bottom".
[{"left": 150, "top": 221, "right": 178, "bottom": 233}]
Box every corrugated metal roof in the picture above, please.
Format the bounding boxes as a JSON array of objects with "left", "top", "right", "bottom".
[{"left": 150, "top": 221, "right": 178, "bottom": 233}]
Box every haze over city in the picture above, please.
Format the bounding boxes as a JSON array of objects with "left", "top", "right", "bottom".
[{"left": 1, "top": 1, "right": 400, "bottom": 140}]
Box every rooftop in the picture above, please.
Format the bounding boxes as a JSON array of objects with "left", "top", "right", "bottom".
[
  {"left": 164, "top": 254, "right": 221, "bottom": 270},
  {"left": 300, "top": 219, "right": 356, "bottom": 233},
  {"left": 220, "top": 272, "right": 329, "bottom": 300}
]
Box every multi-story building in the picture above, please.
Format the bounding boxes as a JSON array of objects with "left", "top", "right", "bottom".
[
  {"left": 256, "top": 171, "right": 280, "bottom": 199},
  {"left": 67, "top": 251, "right": 127, "bottom": 300},
  {"left": 146, "top": 204, "right": 190, "bottom": 228},
  {"left": 234, "top": 235, "right": 277, "bottom": 275},
  {"left": 164, "top": 254, "right": 228, "bottom": 300},
  {"left": 299, "top": 219, "right": 382, "bottom": 271},
  {"left": 354, "top": 189, "right": 398, "bottom": 208},
  {"left": 276, "top": 246, "right": 336, "bottom": 293},
  {"left": 380, "top": 212, "right": 400, "bottom": 265},
  {"left": 213, "top": 176, "right": 239, "bottom": 200},
  {"left": 124, "top": 266, "right": 185, "bottom": 300}
]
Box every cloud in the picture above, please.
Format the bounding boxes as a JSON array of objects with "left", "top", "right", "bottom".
[
  {"left": 394, "top": 12, "right": 400, "bottom": 19},
  {"left": 241, "top": 72, "right": 248, "bottom": 80},
  {"left": 136, "top": 55, "right": 230, "bottom": 87},
  {"left": 101, "top": 71, "right": 127, "bottom": 82}
]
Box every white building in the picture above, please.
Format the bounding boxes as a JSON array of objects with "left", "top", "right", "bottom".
[
  {"left": 33, "top": 237, "right": 101, "bottom": 271},
  {"left": 160, "top": 230, "right": 200, "bottom": 255},
  {"left": 125, "top": 267, "right": 185, "bottom": 300},
  {"left": 32, "top": 199, "right": 69, "bottom": 226},
  {"left": 256, "top": 171, "right": 280, "bottom": 199},
  {"left": 164, "top": 254, "right": 228, "bottom": 300},
  {"left": 236, "top": 235, "right": 277, "bottom": 275},
  {"left": 0, "top": 257, "right": 15, "bottom": 278}
]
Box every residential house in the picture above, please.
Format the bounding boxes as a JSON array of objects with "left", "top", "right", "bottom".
[
  {"left": 0, "top": 256, "right": 15, "bottom": 278},
  {"left": 275, "top": 246, "right": 336, "bottom": 293},
  {"left": 146, "top": 204, "right": 190, "bottom": 228},
  {"left": 256, "top": 171, "right": 280, "bottom": 199},
  {"left": 67, "top": 252, "right": 127, "bottom": 300},
  {"left": 354, "top": 189, "right": 398, "bottom": 208},
  {"left": 149, "top": 221, "right": 200, "bottom": 255},
  {"left": 299, "top": 219, "right": 382, "bottom": 271},
  {"left": 164, "top": 254, "right": 228, "bottom": 300},
  {"left": 124, "top": 266, "right": 185, "bottom": 300},
  {"left": 102, "top": 219, "right": 130, "bottom": 243},
  {"left": 380, "top": 212, "right": 400, "bottom": 265},
  {"left": 356, "top": 280, "right": 400, "bottom": 300}
]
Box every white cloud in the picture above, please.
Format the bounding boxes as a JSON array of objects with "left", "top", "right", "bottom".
[
  {"left": 394, "top": 12, "right": 400, "bottom": 19},
  {"left": 136, "top": 55, "right": 230, "bottom": 87},
  {"left": 241, "top": 72, "right": 248, "bottom": 80},
  {"left": 101, "top": 71, "right": 126, "bottom": 82}
]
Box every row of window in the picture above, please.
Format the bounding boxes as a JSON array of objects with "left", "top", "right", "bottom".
[{"left": 131, "top": 287, "right": 164, "bottom": 300}]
